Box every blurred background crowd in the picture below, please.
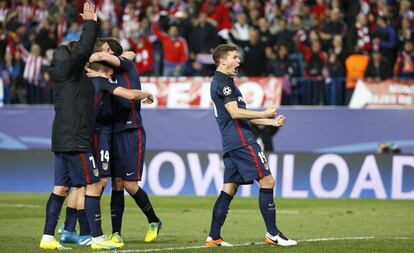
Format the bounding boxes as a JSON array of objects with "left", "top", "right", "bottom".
[{"left": 0, "top": 0, "right": 413, "bottom": 106}]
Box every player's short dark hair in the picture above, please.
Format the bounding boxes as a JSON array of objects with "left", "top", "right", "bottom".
[
  {"left": 66, "top": 41, "right": 79, "bottom": 54},
  {"left": 213, "top": 44, "right": 237, "bottom": 66},
  {"left": 106, "top": 38, "right": 123, "bottom": 56},
  {"left": 89, "top": 61, "right": 113, "bottom": 73}
]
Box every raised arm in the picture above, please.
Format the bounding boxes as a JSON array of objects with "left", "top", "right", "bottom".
[
  {"left": 113, "top": 87, "right": 154, "bottom": 103},
  {"left": 89, "top": 52, "right": 121, "bottom": 67},
  {"left": 71, "top": 2, "right": 98, "bottom": 65},
  {"left": 224, "top": 101, "right": 276, "bottom": 119}
]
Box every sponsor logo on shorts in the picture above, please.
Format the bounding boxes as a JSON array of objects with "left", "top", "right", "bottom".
[{"left": 126, "top": 172, "right": 135, "bottom": 176}]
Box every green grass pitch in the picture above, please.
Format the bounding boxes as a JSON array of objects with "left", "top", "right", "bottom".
[{"left": 0, "top": 193, "right": 413, "bottom": 253}]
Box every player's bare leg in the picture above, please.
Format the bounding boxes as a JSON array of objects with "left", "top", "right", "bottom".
[
  {"left": 258, "top": 175, "right": 297, "bottom": 246},
  {"left": 99, "top": 177, "right": 109, "bottom": 193},
  {"left": 205, "top": 183, "right": 238, "bottom": 247}
]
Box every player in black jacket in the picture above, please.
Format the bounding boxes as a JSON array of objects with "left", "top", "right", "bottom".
[{"left": 39, "top": 2, "right": 123, "bottom": 251}]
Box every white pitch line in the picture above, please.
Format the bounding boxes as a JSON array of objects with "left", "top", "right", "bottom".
[
  {"left": 301, "top": 236, "right": 375, "bottom": 242},
  {"left": 108, "top": 236, "right": 379, "bottom": 253},
  {"left": 0, "top": 203, "right": 42, "bottom": 208}
]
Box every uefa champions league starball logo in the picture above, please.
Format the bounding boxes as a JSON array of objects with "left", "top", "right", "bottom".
[{"left": 223, "top": 86, "right": 232, "bottom": 95}]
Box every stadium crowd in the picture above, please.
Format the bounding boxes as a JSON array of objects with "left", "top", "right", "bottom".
[{"left": 0, "top": 0, "right": 413, "bottom": 106}]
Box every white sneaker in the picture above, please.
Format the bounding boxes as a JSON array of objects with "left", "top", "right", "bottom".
[
  {"left": 205, "top": 236, "right": 233, "bottom": 247},
  {"left": 265, "top": 232, "right": 297, "bottom": 246}
]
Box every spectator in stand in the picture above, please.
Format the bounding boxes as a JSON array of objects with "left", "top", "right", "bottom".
[
  {"left": 394, "top": 40, "right": 414, "bottom": 79},
  {"left": 345, "top": 49, "right": 369, "bottom": 104},
  {"left": 246, "top": 1, "right": 261, "bottom": 27},
  {"left": 264, "top": 0, "right": 278, "bottom": 34},
  {"left": 398, "top": 17, "right": 413, "bottom": 51},
  {"left": 189, "top": 12, "right": 219, "bottom": 76},
  {"left": 36, "top": 18, "right": 57, "bottom": 55},
  {"left": 128, "top": 33, "right": 154, "bottom": 76},
  {"left": 1, "top": 51, "right": 22, "bottom": 104},
  {"left": 354, "top": 13, "right": 371, "bottom": 52},
  {"left": 200, "top": 0, "right": 232, "bottom": 41},
  {"left": 399, "top": 0, "right": 414, "bottom": 21},
  {"left": 18, "top": 43, "right": 50, "bottom": 104},
  {"left": 63, "top": 22, "right": 81, "bottom": 43},
  {"left": 152, "top": 20, "right": 188, "bottom": 77},
  {"left": 231, "top": 0, "right": 245, "bottom": 17},
  {"left": 297, "top": 33, "right": 326, "bottom": 105},
  {"left": 172, "top": 10, "right": 193, "bottom": 44},
  {"left": 230, "top": 13, "right": 250, "bottom": 43},
  {"left": 269, "top": 43, "right": 301, "bottom": 105},
  {"left": 49, "top": 0, "right": 76, "bottom": 44},
  {"left": 49, "top": 0, "right": 76, "bottom": 23},
  {"left": 0, "top": 0, "right": 9, "bottom": 24},
  {"left": 372, "top": 16, "right": 397, "bottom": 66},
  {"left": 319, "top": 8, "right": 347, "bottom": 50},
  {"left": 269, "top": 43, "right": 301, "bottom": 79},
  {"left": 231, "top": 28, "right": 269, "bottom": 76},
  {"left": 9, "top": 50, "right": 25, "bottom": 104},
  {"left": 256, "top": 17, "right": 273, "bottom": 48},
  {"left": 325, "top": 51, "right": 345, "bottom": 105},
  {"left": 310, "top": 0, "right": 328, "bottom": 25},
  {"left": 365, "top": 50, "right": 392, "bottom": 82},
  {"left": 300, "top": 5, "right": 316, "bottom": 30},
  {"left": 98, "top": 19, "right": 112, "bottom": 38},
  {"left": 273, "top": 19, "right": 294, "bottom": 53},
  {"left": 121, "top": 2, "right": 140, "bottom": 38},
  {"left": 331, "top": 35, "right": 349, "bottom": 64},
  {"left": 14, "top": 25, "right": 31, "bottom": 52},
  {"left": 291, "top": 15, "right": 307, "bottom": 43},
  {"left": 33, "top": 0, "right": 49, "bottom": 32},
  {"left": 97, "top": 0, "right": 118, "bottom": 27},
  {"left": 16, "top": 0, "right": 33, "bottom": 27}
]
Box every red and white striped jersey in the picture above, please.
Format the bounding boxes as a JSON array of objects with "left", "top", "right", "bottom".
[{"left": 18, "top": 45, "right": 50, "bottom": 86}]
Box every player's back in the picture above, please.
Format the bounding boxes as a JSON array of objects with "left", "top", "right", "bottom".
[
  {"left": 210, "top": 71, "right": 256, "bottom": 153},
  {"left": 91, "top": 77, "right": 114, "bottom": 131},
  {"left": 49, "top": 46, "right": 95, "bottom": 152}
]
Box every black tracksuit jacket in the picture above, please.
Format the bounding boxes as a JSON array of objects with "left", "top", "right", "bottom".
[{"left": 49, "top": 20, "right": 98, "bottom": 153}]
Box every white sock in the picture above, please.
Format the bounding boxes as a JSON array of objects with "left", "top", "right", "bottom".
[
  {"left": 42, "top": 235, "right": 54, "bottom": 242},
  {"left": 93, "top": 235, "right": 105, "bottom": 243}
]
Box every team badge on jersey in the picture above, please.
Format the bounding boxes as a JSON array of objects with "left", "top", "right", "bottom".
[
  {"left": 223, "top": 86, "right": 232, "bottom": 95},
  {"left": 102, "top": 163, "right": 109, "bottom": 171},
  {"left": 93, "top": 169, "right": 99, "bottom": 177}
]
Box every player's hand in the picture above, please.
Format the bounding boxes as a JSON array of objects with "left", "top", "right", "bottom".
[
  {"left": 262, "top": 107, "right": 277, "bottom": 118},
  {"left": 273, "top": 115, "right": 286, "bottom": 127},
  {"left": 80, "top": 1, "right": 98, "bottom": 21},
  {"left": 142, "top": 93, "right": 154, "bottom": 104}
]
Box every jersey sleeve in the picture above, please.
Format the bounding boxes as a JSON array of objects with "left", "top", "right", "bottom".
[
  {"left": 216, "top": 80, "right": 237, "bottom": 104},
  {"left": 118, "top": 56, "right": 135, "bottom": 71},
  {"left": 98, "top": 78, "right": 117, "bottom": 94}
]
